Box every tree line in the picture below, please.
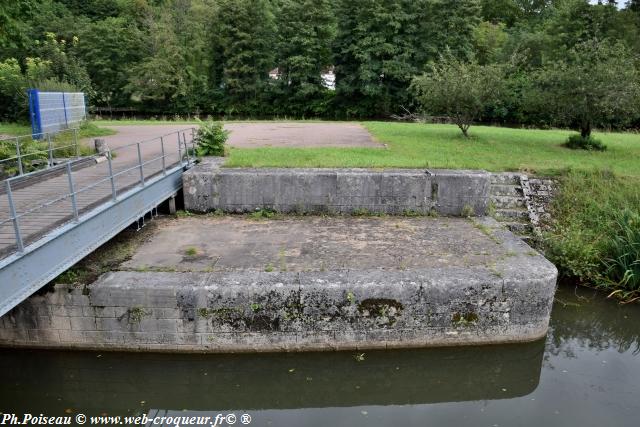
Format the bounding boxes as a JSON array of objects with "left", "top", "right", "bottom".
[{"left": 1, "top": 0, "right": 640, "bottom": 129}]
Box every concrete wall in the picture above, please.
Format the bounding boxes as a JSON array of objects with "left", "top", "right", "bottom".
[
  {"left": 183, "top": 161, "right": 491, "bottom": 216},
  {"left": 0, "top": 221, "right": 557, "bottom": 352}
]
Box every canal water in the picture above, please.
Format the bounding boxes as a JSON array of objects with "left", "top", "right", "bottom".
[{"left": 0, "top": 285, "right": 638, "bottom": 427}]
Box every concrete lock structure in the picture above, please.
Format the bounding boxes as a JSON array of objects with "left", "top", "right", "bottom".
[
  {"left": 0, "top": 162, "right": 557, "bottom": 352},
  {"left": 183, "top": 160, "right": 491, "bottom": 216}
]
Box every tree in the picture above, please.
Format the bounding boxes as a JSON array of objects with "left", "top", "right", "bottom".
[
  {"left": 274, "top": 0, "right": 335, "bottom": 116},
  {"left": 31, "top": 32, "right": 92, "bottom": 95},
  {"left": 333, "top": 0, "right": 454, "bottom": 117},
  {"left": 531, "top": 38, "right": 640, "bottom": 139},
  {"left": 411, "top": 54, "right": 505, "bottom": 137},
  {"left": 0, "top": 56, "right": 77, "bottom": 121},
  {"left": 473, "top": 21, "right": 508, "bottom": 64},
  {"left": 544, "top": 0, "right": 632, "bottom": 58},
  {"left": 423, "top": 0, "right": 482, "bottom": 60},
  {"left": 212, "top": 0, "right": 276, "bottom": 115},
  {"left": 126, "top": 9, "right": 186, "bottom": 108},
  {"left": 480, "top": 0, "right": 522, "bottom": 26},
  {"left": 76, "top": 17, "right": 143, "bottom": 107}
]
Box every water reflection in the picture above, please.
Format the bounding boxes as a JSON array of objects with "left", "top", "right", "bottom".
[
  {"left": 547, "top": 286, "right": 640, "bottom": 358},
  {"left": 0, "top": 340, "right": 543, "bottom": 414}
]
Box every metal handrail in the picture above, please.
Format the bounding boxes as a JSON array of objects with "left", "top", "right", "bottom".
[{"left": 1, "top": 128, "right": 197, "bottom": 254}]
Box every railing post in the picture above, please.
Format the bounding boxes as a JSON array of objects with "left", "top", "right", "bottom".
[
  {"left": 73, "top": 128, "right": 79, "bottom": 158},
  {"left": 190, "top": 128, "right": 196, "bottom": 160},
  {"left": 107, "top": 152, "right": 117, "bottom": 201},
  {"left": 47, "top": 133, "right": 53, "bottom": 168},
  {"left": 183, "top": 132, "right": 191, "bottom": 166},
  {"left": 5, "top": 180, "right": 24, "bottom": 252},
  {"left": 66, "top": 162, "right": 79, "bottom": 222},
  {"left": 178, "top": 133, "right": 183, "bottom": 167},
  {"left": 15, "top": 137, "right": 23, "bottom": 176},
  {"left": 160, "top": 136, "right": 166, "bottom": 175},
  {"left": 137, "top": 142, "right": 145, "bottom": 186}
]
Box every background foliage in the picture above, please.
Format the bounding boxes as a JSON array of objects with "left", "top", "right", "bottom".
[{"left": 1, "top": 0, "right": 640, "bottom": 126}]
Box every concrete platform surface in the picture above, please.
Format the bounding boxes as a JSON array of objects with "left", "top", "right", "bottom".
[
  {"left": 123, "top": 216, "right": 529, "bottom": 273},
  {"left": 0, "top": 215, "right": 558, "bottom": 352}
]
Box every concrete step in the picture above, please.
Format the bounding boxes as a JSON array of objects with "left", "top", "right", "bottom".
[
  {"left": 490, "top": 195, "right": 527, "bottom": 209},
  {"left": 490, "top": 184, "right": 523, "bottom": 197},
  {"left": 505, "top": 221, "right": 534, "bottom": 235},
  {"left": 517, "top": 234, "right": 535, "bottom": 244},
  {"left": 494, "top": 208, "right": 530, "bottom": 221},
  {"left": 490, "top": 174, "right": 522, "bottom": 185}
]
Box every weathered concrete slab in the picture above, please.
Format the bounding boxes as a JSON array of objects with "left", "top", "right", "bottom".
[
  {"left": 184, "top": 161, "right": 490, "bottom": 216},
  {"left": 123, "top": 216, "right": 517, "bottom": 272},
  {"left": 0, "top": 216, "right": 557, "bottom": 352}
]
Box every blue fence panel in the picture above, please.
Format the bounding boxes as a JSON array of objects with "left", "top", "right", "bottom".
[{"left": 28, "top": 89, "right": 86, "bottom": 139}]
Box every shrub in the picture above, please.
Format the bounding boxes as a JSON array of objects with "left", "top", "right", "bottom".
[
  {"left": 195, "top": 121, "right": 229, "bottom": 157},
  {"left": 564, "top": 134, "right": 607, "bottom": 151}
]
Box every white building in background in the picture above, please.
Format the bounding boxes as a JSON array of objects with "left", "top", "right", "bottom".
[
  {"left": 321, "top": 67, "right": 335, "bottom": 90},
  {"left": 268, "top": 66, "right": 336, "bottom": 90}
]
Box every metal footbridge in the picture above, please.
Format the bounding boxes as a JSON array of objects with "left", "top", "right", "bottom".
[{"left": 0, "top": 128, "right": 196, "bottom": 317}]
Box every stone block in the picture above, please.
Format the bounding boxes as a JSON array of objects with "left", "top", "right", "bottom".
[{"left": 183, "top": 162, "right": 490, "bottom": 216}]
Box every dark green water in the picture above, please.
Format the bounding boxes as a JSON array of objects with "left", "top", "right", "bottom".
[{"left": 1, "top": 285, "right": 639, "bottom": 426}]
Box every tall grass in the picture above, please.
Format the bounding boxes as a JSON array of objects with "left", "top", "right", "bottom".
[
  {"left": 544, "top": 169, "right": 640, "bottom": 301},
  {"left": 604, "top": 209, "right": 640, "bottom": 300}
]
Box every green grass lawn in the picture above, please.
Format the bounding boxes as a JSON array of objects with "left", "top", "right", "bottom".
[{"left": 225, "top": 122, "right": 640, "bottom": 178}]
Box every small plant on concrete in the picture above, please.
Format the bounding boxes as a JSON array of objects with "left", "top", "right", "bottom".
[
  {"left": 250, "top": 208, "right": 277, "bottom": 220},
  {"left": 487, "top": 201, "right": 496, "bottom": 217},
  {"left": 461, "top": 204, "right": 475, "bottom": 218},
  {"left": 452, "top": 311, "right": 478, "bottom": 326},
  {"left": 184, "top": 247, "right": 198, "bottom": 257},
  {"left": 175, "top": 210, "right": 193, "bottom": 218},
  {"left": 128, "top": 306, "right": 150, "bottom": 323},
  {"left": 264, "top": 263, "right": 274, "bottom": 272},
  {"left": 197, "top": 308, "right": 211, "bottom": 318},
  {"left": 402, "top": 209, "right": 422, "bottom": 217},
  {"left": 279, "top": 248, "right": 287, "bottom": 272},
  {"left": 346, "top": 291, "right": 355, "bottom": 305},
  {"left": 195, "top": 120, "right": 229, "bottom": 157},
  {"left": 352, "top": 208, "right": 371, "bottom": 216},
  {"left": 250, "top": 303, "right": 262, "bottom": 313}
]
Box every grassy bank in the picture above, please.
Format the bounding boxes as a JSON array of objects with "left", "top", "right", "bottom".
[
  {"left": 544, "top": 170, "right": 640, "bottom": 301},
  {"left": 0, "top": 121, "right": 115, "bottom": 139},
  {"left": 225, "top": 122, "right": 640, "bottom": 177}
]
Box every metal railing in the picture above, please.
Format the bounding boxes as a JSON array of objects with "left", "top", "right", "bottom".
[
  {"left": 0, "top": 128, "right": 80, "bottom": 177},
  {"left": 0, "top": 128, "right": 196, "bottom": 256}
]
